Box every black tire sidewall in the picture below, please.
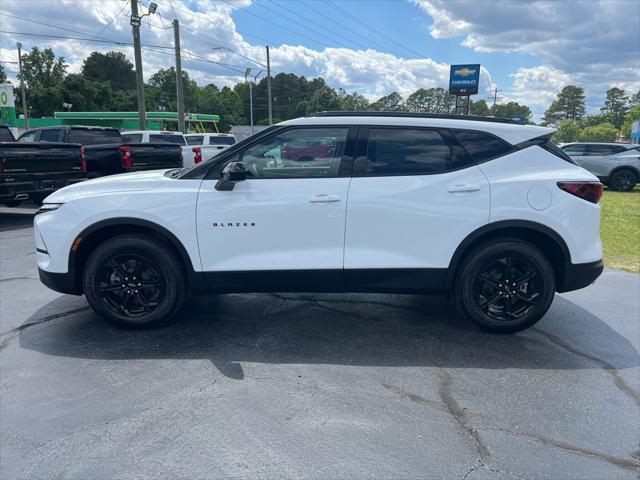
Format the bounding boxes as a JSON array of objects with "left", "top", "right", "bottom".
[
  {"left": 84, "top": 235, "right": 184, "bottom": 328},
  {"left": 455, "top": 240, "right": 556, "bottom": 333}
]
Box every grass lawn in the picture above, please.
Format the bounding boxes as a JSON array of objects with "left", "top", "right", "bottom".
[{"left": 600, "top": 187, "right": 640, "bottom": 273}]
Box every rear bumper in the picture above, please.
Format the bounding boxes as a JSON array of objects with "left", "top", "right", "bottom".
[
  {"left": 38, "top": 267, "right": 81, "bottom": 295},
  {"left": 557, "top": 259, "right": 604, "bottom": 293}
]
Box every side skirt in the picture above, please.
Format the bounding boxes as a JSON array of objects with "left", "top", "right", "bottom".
[{"left": 201, "top": 269, "right": 448, "bottom": 294}]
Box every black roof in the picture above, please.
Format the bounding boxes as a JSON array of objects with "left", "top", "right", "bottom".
[{"left": 309, "top": 111, "right": 518, "bottom": 124}]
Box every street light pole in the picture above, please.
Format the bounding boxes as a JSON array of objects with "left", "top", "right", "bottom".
[
  {"left": 266, "top": 46, "right": 272, "bottom": 125},
  {"left": 130, "top": 0, "right": 147, "bottom": 130},
  {"left": 16, "top": 42, "right": 28, "bottom": 129}
]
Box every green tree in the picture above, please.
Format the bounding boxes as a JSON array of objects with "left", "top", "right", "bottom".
[
  {"left": 370, "top": 91, "right": 404, "bottom": 111},
  {"left": 470, "top": 99, "right": 490, "bottom": 116},
  {"left": 0, "top": 64, "right": 7, "bottom": 83},
  {"left": 577, "top": 123, "right": 618, "bottom": 142},
  {"left": 621, "top": 104, "right": 640, "bottom": 139},
  {"left": 629, "top": 91, "right": 640, "bottom": 107},
  {"left": 542, "top": 85, "right": 586, "bottom": 125},
  {"left": 579, "top": 114, "right": 609, "bottom": 128},
  {"left": 552, "top": 119, "right": 581, "bottom": 143},
  {"left": 600, "top": 87, "right": 628, "bottom": 129},
  {"left": 61, "top": 74, "right": 112, "bottom": 112},
  {"left": 338, "top": 89, "right": 369, "bottom": 111},
  {"left": 82, "top": 51, "right": 136, "bottom": 91},
  {"left": 491, "top": 102, "right": 532, "bottom": 123},
  {"left": 146, "top": 67, "right": 199, "bottom": 114},
  {"left": 17, "top": 47, "right": 67, "bottom": 117}
]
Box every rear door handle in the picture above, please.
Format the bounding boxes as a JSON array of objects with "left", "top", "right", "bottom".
[
  {"left": 448, "top": 183, "right": 480, "bottom": 193},
  {"left": 309, "top": 194, "right": 341, "bottom": 203}
]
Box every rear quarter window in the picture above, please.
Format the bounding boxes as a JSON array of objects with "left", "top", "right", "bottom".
[
  {"left": 452, "top": 130, "right": 514, "bottom": 162},
  {"left": 186, "top": 136, "right": 204, "bottom": 145}
]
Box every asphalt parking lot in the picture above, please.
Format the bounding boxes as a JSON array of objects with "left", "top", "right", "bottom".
[{"left": 1, "top": 208, "right": 639, "bottom": 480}]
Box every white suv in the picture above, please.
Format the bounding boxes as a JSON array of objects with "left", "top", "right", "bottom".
[{"left": 35, "top": 113, "right": 604, "bottom": 333}]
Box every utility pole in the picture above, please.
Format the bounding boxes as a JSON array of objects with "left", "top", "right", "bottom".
[
  {"left": 266, "top": 46, "right": 272, "bottom": 125},
  {"left": 16, "top": 42, "right": 28, "bottom": 129},
  {"left": 130, "top": 0, "right": 147, "bottom": 130},
  {"left": 492, "top": 87, "right": 501, "bottom": 109},
  {"left": 173, "top": 19, "right": 185, "bottom": 133}
]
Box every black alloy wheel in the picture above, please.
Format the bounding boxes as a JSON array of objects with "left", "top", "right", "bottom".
[
  {"left": 475, "top": 257, "right": 541, "bottom": 322},
  {"left": 98, "top": 254, "right": 165, "bottom": 318},
  {"left": 454, "top": 239, "right": 556, "bottom": 333},
  {"left": 609, "top": 170, "right": 637, "bottom": 192},
  {"left": 84, "top": 234, "right": 185, "bottom": 328}
]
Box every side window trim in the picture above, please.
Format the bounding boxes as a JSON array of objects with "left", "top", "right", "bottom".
[{"left": 205, "top": 125, "right": 357, "bottom": 180}]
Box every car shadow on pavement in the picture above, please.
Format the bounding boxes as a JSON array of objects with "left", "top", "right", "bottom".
[{"left": 17, "top": 292, "right": 640, "bottom": 380}]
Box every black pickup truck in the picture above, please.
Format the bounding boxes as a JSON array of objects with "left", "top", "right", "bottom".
[{"left": 1, "top": 126, "right": 183, "bottom": 206}]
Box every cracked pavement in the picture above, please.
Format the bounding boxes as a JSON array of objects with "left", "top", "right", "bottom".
[{"left": 1, "top": 209, "right": 639, "bottom": 479}]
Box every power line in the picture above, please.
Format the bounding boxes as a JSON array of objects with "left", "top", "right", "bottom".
[
  {"left": 68, "top": 1, "right": 130, "bottom": 57},
  {"left": 0, "top": 30, "right": 174, "bottom": 49}
]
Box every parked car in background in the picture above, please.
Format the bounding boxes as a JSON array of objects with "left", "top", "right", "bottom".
[
  {"left": 185, "top": 132, "right": 235, "bottom": 147},
  {"left": 0, "top": 126, "right": 182, "bottom": 206},
  {"left": 561, "top": 142, "right": 640, "bottom": 191},
  {"left": 36, "top": 113, "right": 603, "bottom": 333},
  {"left": 123, "top": 130, "right": 226, "bottom": 166}
]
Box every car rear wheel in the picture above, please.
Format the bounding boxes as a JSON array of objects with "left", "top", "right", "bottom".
[
  {"left": 609, "top": 169, "right": 637, "bottom": 192},
  {"left": 454, "top": 240, "right": 556, "bottom": 333},
  {"left": 83, "top": 234, "right": 185, "bottom": 329}
]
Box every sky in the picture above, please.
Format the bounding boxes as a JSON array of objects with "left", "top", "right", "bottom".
[{"left": 0, "top": 0, "right": 639, "bottom": 121}]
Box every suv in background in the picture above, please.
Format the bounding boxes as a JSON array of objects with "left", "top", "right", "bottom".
[
  {"left": 561, "top": 142, "right": 640, "bottom": 191},
  {"left": 35, "top": 113, "right": 603, "bottom": 333}
]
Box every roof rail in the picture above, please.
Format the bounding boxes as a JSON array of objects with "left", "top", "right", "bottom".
[{"left": 309, "top": 111, "right": 519, "bottom": 124}]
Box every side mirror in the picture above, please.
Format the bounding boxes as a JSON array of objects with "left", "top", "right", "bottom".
[{"left": 215, "top": 161, "right": 247, "bottom": 191}]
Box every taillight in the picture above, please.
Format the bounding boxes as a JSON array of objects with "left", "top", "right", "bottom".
[
  {"left": 119, "top": 145, "right": 133, "bottom": 170},
  {"left": 557, "top": 182, "right": 603, "bottom": 204},
  {"left": 193, "top": 147, "right": 202, "bottom": 164},
  {"left": 80, "top": 146, "right": 87, "bottom": 173}
]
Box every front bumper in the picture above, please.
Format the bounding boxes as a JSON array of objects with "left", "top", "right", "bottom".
[
  {"left": 38, "top": 267, "right": 82, "bottom": 295},
  {"left": 557, "top": 259, "right": 604, "bottom": 293}
]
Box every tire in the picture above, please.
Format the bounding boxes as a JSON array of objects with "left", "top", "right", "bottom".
[
  {"left": 608, "top": 169, "right": 637, "bottom": 192},
  {"left": 83, "top": 234, "right": 185, "bottom": 329},
  {"left": 454, "top": 239, "right": 556, "bottom": 333}
]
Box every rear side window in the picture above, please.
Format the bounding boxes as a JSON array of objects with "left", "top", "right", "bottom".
[
  {"left": 453, "top": 130, "right": 513, "bottom": 162},
  {"left": 186, "top": 135, "right": 203, "bottom": 145},
  {"left": 366, "top": 128, "right": 452, "bottom": 175},
  {"left": 39, "top": 129, "right": 64, "bottom": 142},
  {"left": 69, "top": 129, "right": 122, "bottom": 145},
  {"left": 586, "top": 145, "right": 617, "bottom": 156},
  {"left": 18, "top": 131, "right": 38, "bottom": 142},
  {"left": 122, "top": 133, "right": 143, "bottom": 143},
  {"left": 149, "top": 134, "right": 186, "bottom": 145}
]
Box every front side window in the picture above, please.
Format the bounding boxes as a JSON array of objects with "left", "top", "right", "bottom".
[
  {"left": 19, "top": 131, "right": 38, "bottom": 142},
  {"left": 240, "top": 127, "right": 348, "bottom": 178},
  {"left": 586, "top": 145, "right": 616, "bottom": 156},
  {"left": 366, "top": 128, "right": 452, "bottom": 175},
  {"left": 453, "top": 130, "right": 513, "bottom": 162}
]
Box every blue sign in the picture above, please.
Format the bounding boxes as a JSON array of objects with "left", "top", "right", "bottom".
[
  {"left": 631, "top": 121, "right": 640, "bottom": 143},
  {"left": 449, "top": 64, "right": 481, "bottom": 96}
]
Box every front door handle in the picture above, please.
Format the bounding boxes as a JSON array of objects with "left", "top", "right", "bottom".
[
  {"left": 448, "top": 183, "right": 480, "bottom": 193},
  {"left": 309, "top": 194, "right": 341, "bottom": 203}
]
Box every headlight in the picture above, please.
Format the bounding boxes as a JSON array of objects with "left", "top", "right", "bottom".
[{"left": 35, "top": 203, "right": 64, "bottom": 215}]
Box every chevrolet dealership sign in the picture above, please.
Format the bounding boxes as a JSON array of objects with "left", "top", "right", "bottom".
[{"left": 449, "top": 64, "right": 481, "bottom": 95}]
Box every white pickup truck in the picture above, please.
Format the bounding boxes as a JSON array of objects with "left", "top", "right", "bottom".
[
  {"left": 122, "top": 130, "right": 224, "bottom": 167},
  {"left": 185, "top": 133, "right": 236, "bottom": 159}
]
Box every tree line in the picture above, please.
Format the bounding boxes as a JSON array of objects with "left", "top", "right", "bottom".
[{"left": 1, "top": 47, "right": 638, "bottom": 141}]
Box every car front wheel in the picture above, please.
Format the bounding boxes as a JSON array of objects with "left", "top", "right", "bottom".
[
  {"left": 454, "top": 240, "right": 556, "bottom": 333},
  {"left": 83, "top": 234, "right": 185, "bottom": 329}
]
